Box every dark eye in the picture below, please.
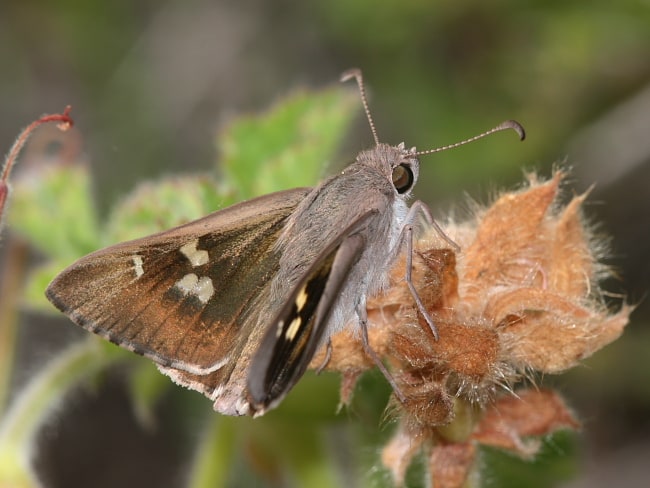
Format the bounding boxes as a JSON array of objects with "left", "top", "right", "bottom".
[{"left": 392, "top": 164, "right": 414, "bottom": 194}]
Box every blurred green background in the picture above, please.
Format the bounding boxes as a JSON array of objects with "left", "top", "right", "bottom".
[{"left": 1, "top": 1, "right": 649, "bottom": 487}]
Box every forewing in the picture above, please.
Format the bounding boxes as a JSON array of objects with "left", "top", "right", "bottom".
[
  {"left": 248, "top": 211, "right": 375, "bottom": 414},
  {"left": 46, "top": 188, "right": 310, "bottom": 375}
]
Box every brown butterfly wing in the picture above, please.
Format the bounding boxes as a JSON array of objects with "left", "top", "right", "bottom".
[{"left": 46, "top": 188, "right": 310, "bottom": 378}]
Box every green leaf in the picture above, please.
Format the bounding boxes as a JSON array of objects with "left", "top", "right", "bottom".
[
  {"left": 104, "top": 174, "right": 228, "bottom": 244},
  {"left": 22, "top": 261, "right": 69, "bottom": 311},
  {"left": 219, "top": 86, "right": 358, "bottom": 200},
  {"left": 481, "top": 430, "right": 579, "bottom": 488},
  {"left": 8, "top": 164, "right": 100, "bottom": 260}
]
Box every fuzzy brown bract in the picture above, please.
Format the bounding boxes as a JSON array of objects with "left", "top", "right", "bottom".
[{"left": 310, "top": 171, "right": 630, "bottom": 487}]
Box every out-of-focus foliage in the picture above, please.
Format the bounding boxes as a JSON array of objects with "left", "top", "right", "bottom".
[{"left": 1, "top": 1, "right": 648, "bottom": 487}]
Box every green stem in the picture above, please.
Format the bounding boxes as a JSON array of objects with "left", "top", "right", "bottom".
[{"left": 0, "top": 339, "right": 115, "bottom": 487}]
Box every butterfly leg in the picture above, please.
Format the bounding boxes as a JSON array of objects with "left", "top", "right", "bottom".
[
  {"left": 404, "top": 223, "right": 439, "bottom": 340},
  {"left": 405, "top": 200, "right": 459, "bottom": 252},
  {"left": 356, "top": 298, "right": 407, "bottom": 403},
  {"left": 314, "top": 339, "right": 333, "bottom": 375},
  {"left": 395, "top": 200, "right": 459, "bottom": 340}
]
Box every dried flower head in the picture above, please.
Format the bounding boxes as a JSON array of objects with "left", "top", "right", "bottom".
[{"left": 310, "top": 171, "right": 630, "bottom": 487}]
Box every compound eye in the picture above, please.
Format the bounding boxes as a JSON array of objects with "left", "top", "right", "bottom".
[{"left": 392, "top": 164, "right": 414, "bottom": 194}]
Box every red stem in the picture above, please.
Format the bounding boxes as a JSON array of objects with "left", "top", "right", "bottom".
[{"left": 1, "top": 106, "right": 74, "bottom": 182}]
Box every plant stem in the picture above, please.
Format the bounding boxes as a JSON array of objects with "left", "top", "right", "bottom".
[{"left": 0, "top": 339, "right": 115, "bottom": 487}]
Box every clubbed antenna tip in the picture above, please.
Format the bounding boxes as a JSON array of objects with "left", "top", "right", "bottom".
[{"left": 415, "top": 119, "right": 526, "bottom": 157}]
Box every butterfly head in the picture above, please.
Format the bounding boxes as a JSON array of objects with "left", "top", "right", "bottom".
[{"left": 355, "top": 141, "right": 420, "bottom": 198}]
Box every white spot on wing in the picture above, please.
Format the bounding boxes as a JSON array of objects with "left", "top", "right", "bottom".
[
  {"left": 195, "top": 276, "right": 215, "bottom": 303},
  {"left": 285, "top": 317, "right": 302, "bottom": 341},
  {"left": 276, "top": 319, "right": 285, "bottom": 338},
  {"left": 295, "top": 287, "right": 308, "bottom": 311},
  {"left": 180, "top": 240, "right": 209, "bottom": 267},
  {"left": 132, "top": 255, "right": 144, "bottom": 278},
  {"left": 176, "top": 273, "right": 198, "bottom": 293},
  {"left": 174, "top": 273, "right": 214, "bottom": 304}
]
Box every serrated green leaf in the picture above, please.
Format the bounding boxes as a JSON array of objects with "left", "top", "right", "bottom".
[
  {"left": 104, "top": 174, "right": 228, "bottom": 244},
  {"left": 219, "top": 87, "right": 358, "bottom": 200},
  {"left": 8, "top": 164, "right": 100, "bottom": 260}
]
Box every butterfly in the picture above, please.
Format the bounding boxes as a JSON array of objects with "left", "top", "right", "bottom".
[{"left": 46, "top": 70, "right": 524, "bottom": 416}]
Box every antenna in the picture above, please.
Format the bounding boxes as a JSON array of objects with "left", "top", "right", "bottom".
[
  {"left": 341, "top": 68, "right": 526, "bottom": 153},
  {"left": 341, "top": 68, "right": 380, "bottom": 146},
  {"left": 414, "top": 119, "right": 525, "bottom": 156}
]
